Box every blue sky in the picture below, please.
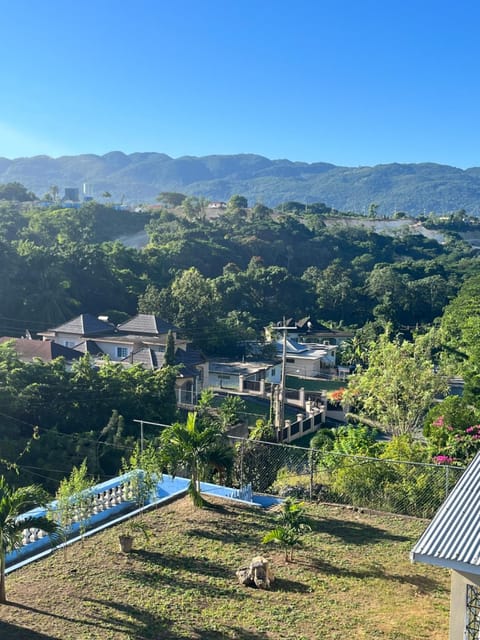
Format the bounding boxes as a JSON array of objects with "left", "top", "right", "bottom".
[{"left": 1, "top": 0, "right": 479, "bottom": 168}]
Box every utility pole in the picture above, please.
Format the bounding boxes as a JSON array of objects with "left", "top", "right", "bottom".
[{"left": 274, "top": 318, "right": 290, "bottom": 442}]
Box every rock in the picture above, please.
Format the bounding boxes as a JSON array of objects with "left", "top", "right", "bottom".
[
  {"left": 236, "top": 556, "right": 274, "bottom": 590},
  {"left": 236, "top": 567, "right": 251, "bottom": 586}
]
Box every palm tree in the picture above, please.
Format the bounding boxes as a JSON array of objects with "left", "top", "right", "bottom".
[
  {"left": 0, "top": 475, "right": 59, "bottom": 602},
  {"left": 262, "top": 498, "right": 310, "bottom": 562},
  {"left": 159, "top": 412, "right": 231, "bottom": 507}
]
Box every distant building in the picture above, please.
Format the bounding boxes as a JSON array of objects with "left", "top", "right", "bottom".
[{"left": 63, "top": 187, "right": 79, "bottom": 202}]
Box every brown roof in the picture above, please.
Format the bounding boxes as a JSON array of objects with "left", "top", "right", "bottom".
[{"left": 0, "top": 338, "right": 83, "bottom": 362}]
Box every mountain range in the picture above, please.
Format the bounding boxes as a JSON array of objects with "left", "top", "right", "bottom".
[{"left": 1, "top": 151, "right": 480, "bottom": 216}]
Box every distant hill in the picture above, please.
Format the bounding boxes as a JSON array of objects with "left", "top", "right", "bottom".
[{"left": 1, "top": 151, "right": 480, "bottom": 216}]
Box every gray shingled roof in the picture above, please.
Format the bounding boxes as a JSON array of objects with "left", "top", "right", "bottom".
[
  {"left": 122, "top": 345, "right": 201, "bottom": 378},
  {"left": 411, "top": 457, "right": 473, "bottom": 573},
  {"left": 124, "top": 348, "right": 161, "bottom": 370},
  {"left": 73, "top": 340, "right": 106, "bottom": 356},
  {"left": 117, "top": 314, "right": 178, "bottom": 336},
  {"left": 48, "top": 314, "right": 115, "bottom": 337}
]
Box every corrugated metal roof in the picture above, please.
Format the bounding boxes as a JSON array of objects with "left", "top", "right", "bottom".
[{"left": 411, "top": 455, "right": 479, "bottom": 573}]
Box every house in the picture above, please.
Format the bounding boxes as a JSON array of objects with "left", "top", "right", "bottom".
[
  {"left": 38, "top": 313, "right": 207, "bottom": 405},
  {"left": 266, "top": 316, "right": 354, "bottom": 349},
  {"left": 272, "top": 337, "right": 335, "bottom": 376},
  {"left": 126, "top": 343, "right": 207, "bottom": 405},
  {"left": 39, "top": 313, "right": 179, "bottom": 361},
  {"left": 207, "top": 201, "right": 227, "bottom": 209},
  {"left": 208, "top": 360, "right": 281, "bottom": 392},
  {"left": 410, "top": 454, "right": 478, "bottom": 639},
  {"left": 265, "top": 317, "right": 354, "bottom": 369},
  {"left": 0, "top": 337, "right": 83, "bottom": 370}
]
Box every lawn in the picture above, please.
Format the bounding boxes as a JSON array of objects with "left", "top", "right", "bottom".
[
  {"left": 286, "top": 376, "right": 346, "bottom": 393},
  {"left": 0, "top": 497, "right": 449, "bottom": 639}
]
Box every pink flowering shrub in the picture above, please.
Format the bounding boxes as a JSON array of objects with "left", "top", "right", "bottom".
[
  {"left": 433, "top": 455, "right": 455, "bottom": 465},
  {"left": 424, "top": 396, "right": 480, "bottom": 465}
]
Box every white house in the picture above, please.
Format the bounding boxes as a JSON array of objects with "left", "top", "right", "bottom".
[
  {"left": 266, "top": 316, "right": 353, "bottom": 353},
  {"left": 273, "top": 337, "right": 334, "bottom": 377},
  {"left": 208, "top": 360, "right": 281, "bottom": 392}
]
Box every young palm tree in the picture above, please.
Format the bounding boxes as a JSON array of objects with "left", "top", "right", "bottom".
[
  {"left": 0, "top": 475, "right": 59, "bottom": 603},
  {"left": 262, "top": 498, "right": 311, "bottom": 562},
  {"left": 160, "top": 412, "right": 230, "bottom": 507}
]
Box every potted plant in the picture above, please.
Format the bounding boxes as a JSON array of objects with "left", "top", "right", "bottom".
[{"left": 118, "top": 519, "right": 151, "bottom": 553}]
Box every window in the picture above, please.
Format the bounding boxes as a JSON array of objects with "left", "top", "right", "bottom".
[
  {"left": 116, "top": 347, "right": 128, "bottom": 359},
  {"left": 466, "top": 584, "right": 480, "bottom": 639},
  {"left": 286, "top": 358, "right": 295, "bottom": 363},
  {"left": 64, "top": 340, "right": 75, "bottom": 348}
]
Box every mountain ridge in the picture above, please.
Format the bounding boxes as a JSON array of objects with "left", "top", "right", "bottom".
[{"left": 1, "top": 151, "right": 479, "bottom": 215}]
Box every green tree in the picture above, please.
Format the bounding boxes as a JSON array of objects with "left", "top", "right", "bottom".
[
  {"left": 156, "top": 192, "right": 186, "bottom": 208},
  {"left": 167, "top": 267, "right": 221, "bottom": 348},
  {"left": 0, "top": 182, "right": 36, "bottom": 202},
  {"left": 343, "top": 328, "right": 447, "bottom": 437},
  {"left": 182, "top": 196, "right": 208, "bottom": 221},
  {"left": 0, "top": 476, "right": 59, "bottom": 602},
  {"left": 438, "top": 274, "right": 480, "bottom": 403},
  {"left": 55, "top": 459, "right": 94, "bottom": 541},
  {"left": 164, "top": 330, "right": 175, "bottom": 366},
  {"left": 227, "top": 194, "right": 248, "bottom": 210},
  {"left": 218, "top": 395, "right": 246, "bottom": 430},
  {"left": 50, "top": 185, "right": 59, "bottom": 203}
]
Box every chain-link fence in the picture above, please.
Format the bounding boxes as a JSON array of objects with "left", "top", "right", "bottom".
[{"left": 228, "top": 436, "right": 465, "bottom": 519}]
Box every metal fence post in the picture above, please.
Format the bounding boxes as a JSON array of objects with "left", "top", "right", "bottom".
[
  {"left": 240, "top": 441, "right": 244, "bottom": 489},
  {"left": 309, "top": 449, "right": 314, "bottom": 501}
]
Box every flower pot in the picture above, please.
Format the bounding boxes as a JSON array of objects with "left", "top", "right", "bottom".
[{"left": 118, "top": 534, "right": 134, "bottom": 553}]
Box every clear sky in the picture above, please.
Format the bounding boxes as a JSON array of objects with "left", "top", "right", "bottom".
[{"left": 1, "top": 0, "right": 479, "bottom": 168}]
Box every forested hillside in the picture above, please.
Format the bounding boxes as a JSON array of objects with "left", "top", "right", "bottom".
[
  {"left": 3, "top": 151, "right": 480, "bottom": 214},
  {"left": 0, "top": 190, "right": 479, "bottom": 492},
  {"left": 1, "top": 195, "right": 478, "bottom": 351}
]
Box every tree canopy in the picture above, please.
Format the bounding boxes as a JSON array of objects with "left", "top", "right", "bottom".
[{"left": 343, "top": 328, "right": 448, "bottom": 436}]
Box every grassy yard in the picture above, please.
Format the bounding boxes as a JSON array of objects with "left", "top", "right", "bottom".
[
  {"left": 286, "top": 376, "right": 346, "bottom": 392},
  {"left": 0, "top": 497, "right": 449, "bottom": 639}
]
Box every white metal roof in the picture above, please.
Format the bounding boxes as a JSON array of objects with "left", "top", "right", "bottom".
[{"left": 410, "top": 455, "right": 479, "bottom": 574}]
